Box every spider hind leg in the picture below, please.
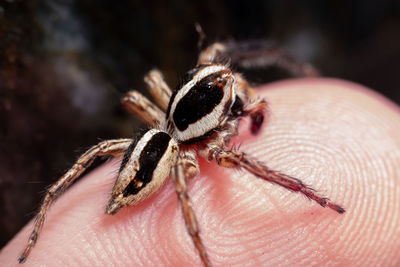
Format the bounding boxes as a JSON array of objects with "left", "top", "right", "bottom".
[
  {"left": 204, "top": 146, "right": 345, "bottom": 214},
  {"left": 198, "top": 40, "right": 319, "bottom": 78}
]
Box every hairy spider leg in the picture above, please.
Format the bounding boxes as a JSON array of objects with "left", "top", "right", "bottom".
[
  {"left": 144, "top": 69, "right": 173, "bottom": 111},
  {"left": 19, "top": 139, "right": 132, "bottom": 263},
  {"left": 204, "top": 146, "right": 345, "bottom": 214},
  {"left": 198, "top": 40, "right": 319, "bottom": 77},
  {"left": 171, "top": 156, "right": 211, "bottom": 267},
  {"left": 122, "top": 90, "right": 165, "bottom": 126}
]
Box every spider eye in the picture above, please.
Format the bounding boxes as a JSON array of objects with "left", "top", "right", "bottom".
[{"left": 106, "top": 129, "right": 178, "bottom": 215}]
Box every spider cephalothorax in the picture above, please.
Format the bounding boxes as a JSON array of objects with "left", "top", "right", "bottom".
[
  {"left": 167, "top": 65, "right": 236, "bottom": 143},
  {"left": 19, "top": 41, "right": 344, "bottom": 266}
]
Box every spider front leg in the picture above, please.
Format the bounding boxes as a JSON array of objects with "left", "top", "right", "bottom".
[
  {"left": 171, "top": 152, "right": 211, "bottom": 267},
  {"left": 144, "top": 69, "right": 172, "bottom": 111},
  {"left": 203, "top": 146, "right": 345, "bottom": 214},
  {"left": 19, "top": 139, "right": 132, "bottom": 263},
  {"left": 122, "top": 90, "right": 165, "bottom": 126},
  {"left": 122, "top": 69, "right": 172, "bottom": 125}
]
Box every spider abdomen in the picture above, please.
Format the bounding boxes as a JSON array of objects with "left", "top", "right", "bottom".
[{"left": 106, "top": 129, "right": 178, "bottom": 215}]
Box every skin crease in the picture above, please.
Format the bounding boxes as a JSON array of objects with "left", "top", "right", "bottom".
[{"left": 1, "top": 78, "right": 400, "bottom": 266}]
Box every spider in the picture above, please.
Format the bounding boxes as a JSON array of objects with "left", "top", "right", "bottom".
[{"left": 19, "top": 41, "right": 345, "bottom": 266}]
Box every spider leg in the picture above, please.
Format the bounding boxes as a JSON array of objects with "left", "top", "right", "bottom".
[
  {"left": 203, "top": 146, "right": 345, "bottom": 214},
  {"left": 197, "top": 42, "right": 228, "bottom": 65},
  {"left": 122, "top": 90, "right": 165, "bottom": 126},
  {"left": 178, "top": 150, "right": 199, "bottom": 178},
  {"left": 144, "top": 69, "right": 172, "bottom": 111},
  {"left": 171, "top": 153, "right": 211, "bottom": 267},
  {"left": 19, "top": 139, "right": 132, "bottom": 263},
  {"left": 198, "top": 40, "right": 318, "bottom": 77}
]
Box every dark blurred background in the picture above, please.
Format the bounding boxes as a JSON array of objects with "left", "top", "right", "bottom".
[{"left": 1, "top": 0, "right": 399, "bottom": 247}]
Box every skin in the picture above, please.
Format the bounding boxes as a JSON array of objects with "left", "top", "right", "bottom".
[{"left": 1, "top": 78, "right": 399, "bottom": 266}]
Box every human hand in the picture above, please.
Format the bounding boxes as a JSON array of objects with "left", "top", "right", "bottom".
[{"left": 1, "top": 78, "right": 399, "bottom": 266}]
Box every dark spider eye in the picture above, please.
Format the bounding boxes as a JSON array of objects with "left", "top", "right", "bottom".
[{"left": 216, "top": 77, "right": 226, "bottom": 85}]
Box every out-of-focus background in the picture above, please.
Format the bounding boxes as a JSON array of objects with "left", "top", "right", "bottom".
[{"left": 1, "top": 0, "right": 399, "bottom": 247}]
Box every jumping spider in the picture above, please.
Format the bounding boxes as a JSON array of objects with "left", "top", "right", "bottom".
[{"left": 19, "top": 41, "right": 345, "bottom": 266}]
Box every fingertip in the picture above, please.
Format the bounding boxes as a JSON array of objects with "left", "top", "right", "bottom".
[{"left": 225, "top": 78, "right": 400, "bottom": 265}]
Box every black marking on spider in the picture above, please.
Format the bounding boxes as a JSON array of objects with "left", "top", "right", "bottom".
[
  {"left": 122, "top": 131, "right": 171, "bottom": 196},
  {"left": 174, "top": 71, "right": 225, "bottom": 131}
]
